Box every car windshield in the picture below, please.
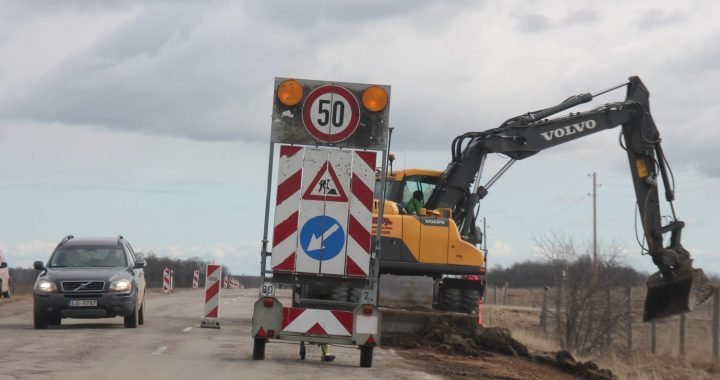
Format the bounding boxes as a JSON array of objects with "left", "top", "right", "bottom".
[{"left": 49, "top": 246, "right": 127, "bottom": 268}]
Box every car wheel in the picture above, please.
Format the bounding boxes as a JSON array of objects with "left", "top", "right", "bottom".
[
  {"left": 48, "top": 313, "right": 62, "bottom": 327},
  {"left": 33, "top": 304, "right": 48, "bottom": 329},
  {"left": 124, "top": 304, "right": 139, "bottom": 328},
  {"left": 138, "top": 300, "right": 145, "bottom": 325}
]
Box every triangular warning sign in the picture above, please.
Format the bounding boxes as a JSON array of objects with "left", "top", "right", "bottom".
[{"left": 302, "top": 162, "right": 349, "bottom": 202}]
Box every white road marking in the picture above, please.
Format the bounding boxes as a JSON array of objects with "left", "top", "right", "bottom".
[
  {"left": 183, "top": 327, "right": 192, "bottom": 333},
  {"left": 152, "top": 346, "right": 168, "bottom": 355}
]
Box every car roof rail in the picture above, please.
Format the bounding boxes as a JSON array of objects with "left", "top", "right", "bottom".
[
  {"left": 59, "top": 235, "right": 74, "bottom": 246},
  {"left": 117, "top": 235, "right": 124, "bottom": 245}
]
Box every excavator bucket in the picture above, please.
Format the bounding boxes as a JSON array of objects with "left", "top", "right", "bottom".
[{"left": 644, "top": 267, "right": 714, "bottom": 322}]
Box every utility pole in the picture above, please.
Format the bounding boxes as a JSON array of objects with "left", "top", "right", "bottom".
[{"left": 590, "top": 172, "right": 598, "bottom": 265}]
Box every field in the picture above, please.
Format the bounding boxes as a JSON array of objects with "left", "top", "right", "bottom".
[{"left": 480, "top": 287, "right": 720, "bottom": 379}]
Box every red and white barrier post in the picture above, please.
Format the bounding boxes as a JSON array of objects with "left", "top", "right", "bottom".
[
  {"left": 201, "top": 264, "right": 222, "bottom": 329},
  {"left": 192, "top": 269, "right": 200, "bottom": 289},
  {"left": 162, "top": 268, "right": 171, "bottom": 294},
  {"left": 223, "top": 274, "right": 229, "bottom": 289},
  {"left": 169, "top": 270, "right": 174, "bottom": 292}
]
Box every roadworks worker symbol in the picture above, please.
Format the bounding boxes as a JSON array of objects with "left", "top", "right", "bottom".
[
  {"left": 302, "top": 162, "right": 349, "bottom": 202},
  {"left": 299, "top": 215, "right": 345, "bottom": 261}
]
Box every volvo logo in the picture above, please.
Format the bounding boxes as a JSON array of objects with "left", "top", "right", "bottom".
[{"left": 540, "top": 119, "right": 597, "bottom": 141}]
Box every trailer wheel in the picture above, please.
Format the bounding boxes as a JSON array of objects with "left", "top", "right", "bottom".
[
  {"left": 462, "top": 290, "right": 480, "bottom": 313},
  {"left": 253, "top": 338, "right": 266, "bottom": 360},
  {"left": 359, "top": 345, "right": 374, "bottom": 367},
  {"left": 439, "top": 288, "right": 461, "bottom": 312}
]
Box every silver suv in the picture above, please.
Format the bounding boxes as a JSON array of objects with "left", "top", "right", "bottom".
[{"left": 33, "top": 235, "right": 146, "bottom": 329}]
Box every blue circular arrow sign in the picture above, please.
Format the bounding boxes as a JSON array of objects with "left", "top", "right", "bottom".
[{"left": 299, "top": 215, "right": 345, "bottom": 261}]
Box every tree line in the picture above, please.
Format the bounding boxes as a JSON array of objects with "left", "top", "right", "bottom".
[{"left": 8, "top": 252, "right": 262, "bottom": 290}]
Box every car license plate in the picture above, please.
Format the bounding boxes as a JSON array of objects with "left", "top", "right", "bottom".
[{"left": 68, "top": 299, "right": 97, "bottom": 307}]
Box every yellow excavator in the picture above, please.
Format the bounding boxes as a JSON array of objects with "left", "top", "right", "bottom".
[{"left": 374, "top": 76, "right": 713, "bottom": 322}]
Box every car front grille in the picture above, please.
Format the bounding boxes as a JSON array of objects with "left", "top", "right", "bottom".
[{"left": 61, "top": 281, "right": 105, "bottom": 292}]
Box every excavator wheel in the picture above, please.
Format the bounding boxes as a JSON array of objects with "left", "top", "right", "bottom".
[
  {"left": 461, "top": 290, "right": 480, "bottom": 314},
  {"left": 439, "top": 288, "right": 462, "bottom": 312}
]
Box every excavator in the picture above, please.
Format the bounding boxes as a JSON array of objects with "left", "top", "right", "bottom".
[{"left": 375, "top": 76, "right": 714, "bottom": 322}]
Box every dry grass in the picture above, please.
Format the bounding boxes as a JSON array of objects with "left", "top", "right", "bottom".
[{"left": 483, "top": 287, "right": 720, "bottom": 379}]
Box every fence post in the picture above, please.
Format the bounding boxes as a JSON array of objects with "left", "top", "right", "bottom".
[
  {"left": 503, "top": 282, "right": 508, "bottom": 305},
  {"left": 540, "top": 286, "right": 548, "bottom": 333},
  {"left": 626, "top": 286, "right": 633, "bottom": 353},
  {"left": 556, "top": 278, "right": 564, "bottom": 347},
  {"left": 493, "top": 283, "right": 498, "bottom": 305},
  {"left": 605, "top": 288, "right": 611, "bottom": 349},
  {"left": 713, "top": 288, "right": 719, "bottom": 363},
  {"left": 679, "top": 313, "right": 686, "bottom": 360},
  {"left": 651, "top": 321, "right": 657, "bottom": 355}
]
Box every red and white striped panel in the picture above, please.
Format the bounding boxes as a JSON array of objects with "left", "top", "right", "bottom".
[
  {"left": 223, "top": 274, "right": 229, "bottom": 289},
  {"left": 281, "top": 307, "right": 353, "bottom": 336},
  {"left": 296, "top": 148, "right": 352, "bottom": 275},
  {"left": 192, "top": 270, "right": 199, "bottom": 289},
  {"left": 345, "top": 151, "right": 376, "bottom": 277},
  {"left": 271, "top": 145, "right": 304, "bottom": 272},
  {"left": 162, "top": 268, "right": 171, "bottom": 293},
  {"left": 204, "top": 264, "right": 221, "bottom": 319}
]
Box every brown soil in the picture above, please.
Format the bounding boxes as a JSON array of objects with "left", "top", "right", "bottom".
[{"left": 384, "top": 316, "right": 615, "bottom": 380}]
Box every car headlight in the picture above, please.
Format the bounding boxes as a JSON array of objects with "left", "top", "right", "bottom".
[
  {"left": 109, "top": 279, "right": 132, "bottom": 292},
  {"left": 37, "top": 280, "right": 58, "bottom": 293}
]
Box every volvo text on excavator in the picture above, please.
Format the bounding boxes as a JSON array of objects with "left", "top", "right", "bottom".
[{"left": 375, "top": 76, "right": 713, "bottom": 322}]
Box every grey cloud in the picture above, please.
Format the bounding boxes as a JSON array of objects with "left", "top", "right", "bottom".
[
  {"left": 636, "top": 9, "right": 687, "bottom": 30},
  {"left": 514, "top": 13, "right": 552, "bottom": 33},
  {"left": 562, "top": 9, "right": 599, "bottom": 25}
]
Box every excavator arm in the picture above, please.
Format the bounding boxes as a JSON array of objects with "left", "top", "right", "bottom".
[{"left": 426, "top": 76, "right": 712, "bottom": 321}]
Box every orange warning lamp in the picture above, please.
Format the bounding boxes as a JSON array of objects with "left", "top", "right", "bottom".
[
  {"left": 277, "top": 79, "right": 304, "bottom": 106},
  {"left": 362, "top": 85, "right": 388, "bottom": 112}
]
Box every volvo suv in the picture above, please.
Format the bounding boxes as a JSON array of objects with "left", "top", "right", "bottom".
[{"left": 33, "top": 235, "right": 146, "bottom": 329}]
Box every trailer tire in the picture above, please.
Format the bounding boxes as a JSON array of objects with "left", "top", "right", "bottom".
[
  {"left": 359, "top": 345, "right": 374, "bottom": 368},
  {"left": 462, "top": 290, "right": 480, "bottom": 313},
  {"left": 253, "top": 338, "right": 266, "bottom": 360}
]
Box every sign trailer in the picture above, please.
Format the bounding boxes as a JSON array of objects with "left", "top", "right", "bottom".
[{"left": 252, "top": 78, "right": 391, "bottom": 368}]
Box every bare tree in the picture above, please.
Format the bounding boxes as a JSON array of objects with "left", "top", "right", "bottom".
[{"left": 534, "top": 232, "right": 636, "bottom": 356}]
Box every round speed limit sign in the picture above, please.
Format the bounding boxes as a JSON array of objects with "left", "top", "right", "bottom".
[{"left": 302, "top": 85, "right": 360, "bottom": 143}]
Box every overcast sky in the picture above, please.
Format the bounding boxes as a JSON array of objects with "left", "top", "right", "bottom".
[{"left": 1, "top": 0, "right": 718, "bottom": 277}]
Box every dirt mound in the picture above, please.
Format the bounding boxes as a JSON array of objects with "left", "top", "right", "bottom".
[{"left": 384, "top": 316, "right": 614, "bottom": 379}]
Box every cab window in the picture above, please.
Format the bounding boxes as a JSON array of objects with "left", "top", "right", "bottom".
[{"left": 402, "top": 175, "right": 437, "bottom": 206}]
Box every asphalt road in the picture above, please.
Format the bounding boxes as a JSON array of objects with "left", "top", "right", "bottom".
[{"left": 0, "top": 289, "right": 439, "bottom": 380}]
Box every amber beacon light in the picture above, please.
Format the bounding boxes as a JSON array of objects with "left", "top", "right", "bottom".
[
  {"left": 362, "top": 85, "right": 388, "bottom": 112},
  {"left": 277, "top": 79, "right": 304, "bottom": 106}
]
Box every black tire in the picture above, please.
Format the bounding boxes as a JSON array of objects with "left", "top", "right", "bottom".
[
  {"left": 359, "top": 345, "right": 374, "bottom": 368},
  {"left": 48, "top": 313, "right": 62, "bottom": 327},
  {"left": 2, "top": 291, "right": 9, "bottom": 298},
  {"left": 138, "top": 300, "right": 145, "bottom": 325},
  {"left": 253, "top": 338, "right": 266, "bottom": 360},
  {"left": 461, "top": 290, "right": 480, "bottom": 314},
  {"left": 331, "top": 286, "right": 349, "bottom": 301},
  {"left": 299, "top": 342, "right": 306, "bottom": 360},
  {"left": 439, "top": 288, "right": 461, "bottom": 312},
  {"left": 124, "top": 304, "right": 139, "bottom": 328},
  {"left": 33, "top": 305, "right": 48, "bottom": 329}
]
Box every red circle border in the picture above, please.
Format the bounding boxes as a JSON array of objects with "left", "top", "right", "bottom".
[{"left": 302, "top": 85, "right": 360, "bottom": 143}]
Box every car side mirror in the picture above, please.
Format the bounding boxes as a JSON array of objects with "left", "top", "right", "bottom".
[
  {"left": 419, "top": 208, "right": 427, "bottom": 216},
  {"left": 33, "top": 261, "right": 44, "bottom": 270},
  {"left": 0, "top": 262, "right": 7, "bottom": 268},
  {"left": 133, "top": 260, "right": 146, "bottom": 269}
]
